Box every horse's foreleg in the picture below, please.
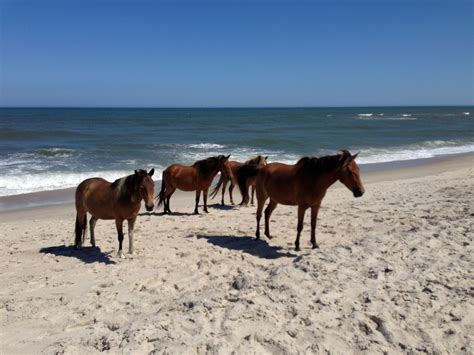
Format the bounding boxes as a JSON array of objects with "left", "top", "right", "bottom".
[
  {"left": 127, "top": 217, "right": 137, "bottom": 254},
  {"left": 115, "top": 218, "right": 125, "bottom": 258},
  {"left": 89, "top": 216, "right": 97, "bottom": 247},
  {"left": 251, "top": 186, "right": 256, "bottom": 205},
  {"left": 229, "top": 182, "right": 235, "bottom": 205},
  {"left": 264, "top": 199, "right": 278, "bottom": 239},
  {"left": 221, "top": 179, "right": 228, "bottom": 205},
  {"left": 194, "top": 190, "right": 201, "bottom": 214},
  {"left": 203, "top": 189, "right": 209, "bottom": 213},
  {"left": 310, "top": 202, "right": 321, "bottom": 249},
  {"left": 295, "top": 205, "right": 307, "bottom": 251}
]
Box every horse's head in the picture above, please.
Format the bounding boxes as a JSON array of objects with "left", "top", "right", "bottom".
[
  {"left": 217, "top": 154, "right": 233, "bottom": 179},
  {"left": 337, "top": 150, "right": 365, "bottom": 198},
  {"left": 135, "top": 168, "right": 155, "bottom": 211},
  {"left": 256, "top": 155, "right": 268, "bottom": 166}
]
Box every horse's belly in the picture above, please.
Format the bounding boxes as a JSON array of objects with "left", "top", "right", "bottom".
[
  {"left": 270, "top": 196, "right": 298, "bottom": 206},
  {"left": 87, "top": 207, "right": 115, "bottom": 220}
]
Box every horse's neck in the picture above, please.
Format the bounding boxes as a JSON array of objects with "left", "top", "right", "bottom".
[
  {"left": 304, "top": 167, "right": 339, "bottom": 190},
  {"left": 200, "top": 167, "right": 220, "bottom": 184},
  {"left": 116, "top": 183, "right": 141, "bottom": 205}
]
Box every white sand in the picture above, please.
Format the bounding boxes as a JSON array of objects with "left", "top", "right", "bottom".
[{"left": 0, "top": 155, "right": 473, "bottom": 354}]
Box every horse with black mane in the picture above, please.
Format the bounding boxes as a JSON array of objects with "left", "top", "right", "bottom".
[
  {"left": 237, "top": 150, "right": 364, "bottom": 251},
  {"left": 157, "top": 155, "right": 233, "bottom": 214},
  {"left": 210, "top": 155, "right": 268, "bottom": 205},
  {"left": 74, "top": 169, "right": 155, "bottom": 258}
]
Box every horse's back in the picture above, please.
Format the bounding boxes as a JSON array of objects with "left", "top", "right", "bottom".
[
  {"left": 75, "top": 178, "right": 115, "bottom": 218},
  {"left": 164, "top": 164, "right": 199, "bottom": 191},
  {"left": 258, "top": 163, "right": 300, "bottom": 205}
]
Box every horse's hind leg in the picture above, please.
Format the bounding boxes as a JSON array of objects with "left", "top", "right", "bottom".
[
  {"left": 74, "top": 212, "right": 87, "bottom": 249},
  {"left": 203, "top": 189, "right": 209, "bottom": 213},
  {"left": 194, "top": 190, "right": 201, "bottom": 214},
  {"left": 251, "top": 186, "right": 256, "bottom": 205},
  {"left": 264, "top": 199, "right": 278, "bottom": 239},
  {"left": 115, "top": 218, "right": 125, "bottom": 258},
  {"left": 221, "top": 179, "right": 228, "bottom": 205},
  {"left": 255, "top": 190, "right": 268, "bottom": 240},
  {"left": 127, "top": 217, "right": 137, "bottom": 254},
  {"left": 228, "top": 181, "right": 235, "bottom": 205},
  {"left": 295, "top": 205, "right": 307, "bottom": 251},
  {"left": 165, "top": 188, "right": 176, "bottom": 214},
  {"left": 310, "top": 202, "right": 321, "bottom": 249},
  {"left": 89, "top": 216, "right": 98, "bottom": 247}
]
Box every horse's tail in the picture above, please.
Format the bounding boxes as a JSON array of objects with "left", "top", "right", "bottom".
[
  {"left": 237, "top": 164, "right": 262, "bottom": 205},
  {"left": 74, "top": 213, "right": 87, "bottom": 248},
  {"left": 156, "top": 172, "right": 166, "bottom": 207},
  {"left": 210, "top": 172, "right": 228, "bottom": 199}
]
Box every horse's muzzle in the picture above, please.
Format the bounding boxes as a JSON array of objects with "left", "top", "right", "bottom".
[
  {"left": 353, "top": 187, "right": 364, "bottom": 198},
  {"left": 146, "top": 204, "right": 154, "bottom": 211}
]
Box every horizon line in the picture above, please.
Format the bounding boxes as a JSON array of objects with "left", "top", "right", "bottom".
[{"left": 1, "top": 104, "right": 473, "bottom": 109}]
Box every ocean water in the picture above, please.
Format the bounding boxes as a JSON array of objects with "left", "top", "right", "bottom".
[{"left": 0, "top": 107, "right": 473, "bottom": 196}]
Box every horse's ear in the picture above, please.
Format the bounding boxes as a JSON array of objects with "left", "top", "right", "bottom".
[
  {"left": 226, "top": 154, "right": 231, "bottom": 160},
  {"left": 134, "top": 169, "right": 139, "bottom": 175},
  {"left": 148, "top": 168, "right": 155, "bottom": 177},
  {"left": 339, "top": 151, "right": 352, "bottom": 168},
  {"left": 265, "top": 156, "right": 268, "bottom": 161},
  {"left": 351, "top": 152, "right": 360, "bottom": 161}
]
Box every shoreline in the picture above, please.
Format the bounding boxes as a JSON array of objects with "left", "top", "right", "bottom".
[{"left": 1, "top": 152, "right": 472, "bottom": 216}]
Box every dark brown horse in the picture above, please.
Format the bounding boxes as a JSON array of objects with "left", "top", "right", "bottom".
[
  {"left": 237, "top": 150, "right": 364, "bottom": 251},
  {"left": 157, "top": 155, "right": 232, "bottom": 214},
  {"left": 210, "top": 155, "right": 268, "bottom": 205},
  {"left": 74, "top": 169, "right": 155, "bottom": 258}
]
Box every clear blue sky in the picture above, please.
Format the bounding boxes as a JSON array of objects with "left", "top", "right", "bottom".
[{"left": 1, "top": 0, "right": 472, "bottom": 107}]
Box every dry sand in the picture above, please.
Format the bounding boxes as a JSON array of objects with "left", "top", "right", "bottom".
[{"left": 0, "top": 155, "right": 473, "bottom": 354}]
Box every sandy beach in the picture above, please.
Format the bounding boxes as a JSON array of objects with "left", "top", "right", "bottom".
[{"left": 0, "top": 155, "right": 473, "bottom": 354}]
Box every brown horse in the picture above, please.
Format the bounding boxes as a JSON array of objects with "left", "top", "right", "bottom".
[
  {"left": 237, "top": 150, "right": 365, "bottom": 251},
  {"left": 74, "top": 169, "right": 155, "bottom": 258},
  {"left": 210, "top": 155, "right": 268, "bottom": 205},
  {"left": 157, "top": 155, "right": 232, "bottom": 214}
]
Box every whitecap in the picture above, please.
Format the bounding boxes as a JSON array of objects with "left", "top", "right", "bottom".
[
  {"left": 188, "top": 143, "right": 226, "bottom": 149},
  {"left": 357, "top": 141, "right": 474, "bottom": 165}
]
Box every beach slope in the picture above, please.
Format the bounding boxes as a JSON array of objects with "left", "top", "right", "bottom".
[{"left": 0, "top": 156, "right": 473, "bottom": 354}]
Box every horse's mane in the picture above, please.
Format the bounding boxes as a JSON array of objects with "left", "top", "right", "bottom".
[
  {"left": 297, "top": 150, "right": 350, "bottom": 175},
  {"left": 193, "top": 156, "right": 221, "bottom": 174},
  {"left": 245, "top": 155, "right": 264, "bottom": 165},
  {"left": 112, "top": 170, "right": 147, "bottom": 202}
]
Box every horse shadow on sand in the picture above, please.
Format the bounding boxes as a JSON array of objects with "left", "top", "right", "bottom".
[
  {"left": 197, "top": 235, "right": 297, "bottom": 259},
  {"left": 140, "top": 204, "right": 237, "bottom": 217},
  {"left": 40, "top": 245, "right": 115, "bottom": 265},
  {"left": 139, "top": 211, "right": 195, "bottom": 217}
]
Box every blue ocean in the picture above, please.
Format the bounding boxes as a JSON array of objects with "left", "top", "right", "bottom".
[{"left": 0, "top": 107, "right": 473, "bottom": 196}]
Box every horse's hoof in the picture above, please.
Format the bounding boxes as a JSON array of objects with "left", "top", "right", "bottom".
[
  {"left": 265, "top": 234, "right": 273, "bottom": 240},
  {"left": 117, "top": 251, "right": 125, "bottom": 258},
  {"left": 204, "top": 210, "right": 209, "bottom": 213},
  {"left": 129, "top": 250, "right": 136, "bottom": 255},
  {"left": 295, "top": 247, "right": 301, "bottom": 252},
  {"left": 312, "top": 244, "right": 320, "bottom": 249}
]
